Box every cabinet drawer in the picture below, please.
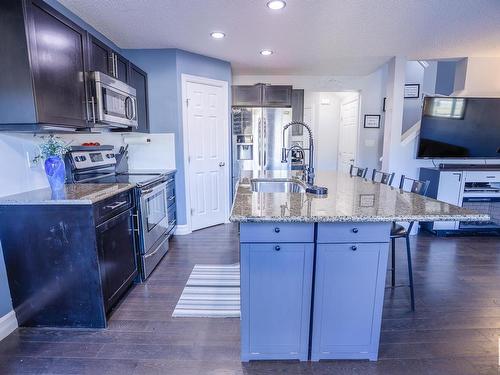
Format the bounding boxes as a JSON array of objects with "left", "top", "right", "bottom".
[
  {"left": 240, "top": 222, "right": 314, "bottom": 243},
  {"left": 317, "top": 222, "right": 390, "bottom": 243},
  {"left": 464, "top": 171, "right": 500, "bottom": 182}
]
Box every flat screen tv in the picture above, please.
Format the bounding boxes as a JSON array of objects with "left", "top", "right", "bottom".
[{"left": 417, "top": 97, "right": 500, "bottom": 159}]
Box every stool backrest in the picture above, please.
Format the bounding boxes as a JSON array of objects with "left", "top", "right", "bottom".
[
  {"left": 371, "top": 169, "right": 395, "bottom": 186},
  {"left": 399, "top": 175, "right": 430, "bottom": 196},
  {"left": 349, "top": 165, "right": 368, "bottom": 178}
]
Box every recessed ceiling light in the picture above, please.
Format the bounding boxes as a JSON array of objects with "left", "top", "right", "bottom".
[
  {"left": 210, "top": 32, "right": 226, "bottom": 39},
  {"left": 267, "top": 0, "right": 286, "bottom": 10},
  {"left": 260, "top": 49, "right": 274, "bottom": 56}
]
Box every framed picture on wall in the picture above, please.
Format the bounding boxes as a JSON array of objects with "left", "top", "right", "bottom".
[
  {"left": 404, "top": 84, "right": 420, "bottom": 99},
  {"left": 364, "top": 114, "right": 381, "bottom": 128}
]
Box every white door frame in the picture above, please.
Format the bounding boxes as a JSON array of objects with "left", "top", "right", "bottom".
[
  {"left": 336, "top": 91, "right": 361, "bottom": 172},
  {"left": 180, "top": 74, "right": 230, "bottom": 234}
]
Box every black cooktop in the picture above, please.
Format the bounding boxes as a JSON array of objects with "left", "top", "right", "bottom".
[{"left": 74, "top": 173, "right": 164, "bottom": 187}]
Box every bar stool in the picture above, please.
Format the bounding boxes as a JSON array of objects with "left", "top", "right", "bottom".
[
  {"left": 389, "top": 175, "right": 430, "bottom": 311},
  {"left": 371, "top": 169, "right": 395, "bottom": 186},
  {"left": 349, "top": 165, "right": 368, "bottom": 178}
]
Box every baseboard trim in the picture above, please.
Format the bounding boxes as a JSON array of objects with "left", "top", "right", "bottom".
[
  {"left": 0, "top": 310, "right": 18, "bottom": 341},
  {"left": 175, "top": 224, "right": 191, "bottom": 236}
]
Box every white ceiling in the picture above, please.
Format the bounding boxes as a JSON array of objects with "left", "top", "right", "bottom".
[{"left": 59, "top": 0, "right": 500, "bottom": 76}]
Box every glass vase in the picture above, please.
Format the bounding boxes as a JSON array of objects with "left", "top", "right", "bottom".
[{"left": 44, "top": 156, "right": 66, "bottom": 191}]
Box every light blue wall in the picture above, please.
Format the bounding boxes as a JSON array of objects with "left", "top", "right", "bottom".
[{"left": 123, "top": 49, "right": 232, "bottom": 226}]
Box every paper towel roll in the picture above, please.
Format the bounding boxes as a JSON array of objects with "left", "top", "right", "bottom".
[{"left": 123, "top": 136, "right": 151, "bottom": 145}]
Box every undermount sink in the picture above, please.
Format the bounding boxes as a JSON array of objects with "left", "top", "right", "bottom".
[{"left": 250, "top": 178, "right": 306, "bottom": 193}]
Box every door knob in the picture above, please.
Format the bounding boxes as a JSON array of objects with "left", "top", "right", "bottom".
[{"left": 219, "top": 162, "right": 225, "bottom": 167}]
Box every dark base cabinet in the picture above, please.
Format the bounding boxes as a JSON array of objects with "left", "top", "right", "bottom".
[{"left": 0, "top": 191, "right": 137, "bottom": 328}]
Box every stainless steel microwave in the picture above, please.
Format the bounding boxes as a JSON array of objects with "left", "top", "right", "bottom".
[{"left": 89, "top": 71, "right": 138, "bottom": 128}]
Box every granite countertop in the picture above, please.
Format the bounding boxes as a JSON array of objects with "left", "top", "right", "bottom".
[
  {"left": 0, "top": 183, "right": 135, "bottom": 205},
  {"left": 230, "top": 170, "right": 491, "bottom": 223}
]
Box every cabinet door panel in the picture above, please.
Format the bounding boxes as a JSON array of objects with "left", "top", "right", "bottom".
[
  {"left": 28, "top": 0, "right": 88, "bottom": 127},
  {"left": 311, "top": 242, "right": 389, "bottom": 361},
  {"left": 240, "top": 243, "right": 313, "bottom": 361},
  {"left": 89, "top": 36, "right": 111, "bottom": 75},
  {"left": 434, "top": 172, "right": 463, "bottom": 230},
  {"left": 129, "top": 63, "right": 149, "bottom": 132},
  {"left": 115, "top": 53, "right": 129, "bottom": 83},
  {"left": 96, "top": 209, "right": 137, "bottom": 312},
  {"left": 232, "top": 85, "right": 262, "bottom": 106},
  {"left": 262, "top": 85, "right": 292, "bottom": 107}
]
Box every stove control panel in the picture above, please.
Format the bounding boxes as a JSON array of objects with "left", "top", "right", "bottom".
[{"left": 69, "top": 151, "right": 116, "bottom": 169}]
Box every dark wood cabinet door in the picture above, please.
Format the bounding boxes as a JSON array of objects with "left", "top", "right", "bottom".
[
  {"left": 115, "top": 53, "right": 129, "bottom": 83},
  {"left": 96, "top": 209, "right": 137, "bottom": 312},
  {"left": 88, "top": 35, "right": 112, "bottom": 75},
  {"left": 232, "top": 85, "right": 262, "bottom": 106},
  {"left": 262, "top": 85, "right": 292, "bottom": 107},
  {"left": 129, "top": 63, "right": 149, "bottom": 132},
  {"left": 26, "top": 0, "right": 89, "bottom": 127}
]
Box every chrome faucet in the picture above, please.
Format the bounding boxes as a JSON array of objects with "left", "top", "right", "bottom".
[{"left": 281, "top": 121, "right": 327, "bottom": 195}]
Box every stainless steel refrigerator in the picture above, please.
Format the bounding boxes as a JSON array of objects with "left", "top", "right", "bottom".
[{"left": 231, "top": 107, "right": 294, "bottom": 194}]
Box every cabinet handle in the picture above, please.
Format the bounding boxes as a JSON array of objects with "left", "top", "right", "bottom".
[
  {"left": 352, "top": 228, "right": 359, "bottom": 233},
  {"left": 275, "top": 245, "right": 281, "bottom": 251},
  {"left": 274, "top": 227, "right": 280, "bottom": 233},
  {"left": 89, "top": 96, "right": 96, "bottom": 123},
  {"left": 351, "top": 245, "right": 357, "bottom": 251}
]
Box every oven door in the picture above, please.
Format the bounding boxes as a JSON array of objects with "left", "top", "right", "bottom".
[
  {"left": 139, "top": 182, "right": 169, "bottom": 252},
  {"left": 94, "top": 79, "right": 138, "bottom": 128}
]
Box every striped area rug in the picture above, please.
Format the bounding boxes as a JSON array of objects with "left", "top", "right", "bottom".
[{"left": 172, "top": 264, "right": 240, "bottom": 318}]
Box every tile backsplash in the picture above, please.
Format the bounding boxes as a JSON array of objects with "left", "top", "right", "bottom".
[{"left": 0, "top": 132, "right": 175, "bottom": 198}]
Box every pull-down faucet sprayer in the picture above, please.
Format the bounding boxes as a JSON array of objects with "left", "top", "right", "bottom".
[{"left": 281, "top": 121, "right": 328, "bottom": 195}]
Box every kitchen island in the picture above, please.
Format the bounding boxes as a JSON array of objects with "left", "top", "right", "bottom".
[{"left": 230, "top": 171, "right": 488, "bottom": 362}]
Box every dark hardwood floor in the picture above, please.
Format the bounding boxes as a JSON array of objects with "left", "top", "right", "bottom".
[{"left": 0, "top": 224, "right": 499, "bottom": 374}]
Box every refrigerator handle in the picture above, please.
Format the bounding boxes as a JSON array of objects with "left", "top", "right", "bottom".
[
  {"left": 263, "top": 117, "right": 267, "bottom": 168},
  {"left": 257, "top": 117, "right": 262, "bottom": 168}
]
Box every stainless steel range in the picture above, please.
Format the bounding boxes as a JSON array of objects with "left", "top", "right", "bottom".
[{"left": 65, "top": 145, "right": 176, "bottom": 280}]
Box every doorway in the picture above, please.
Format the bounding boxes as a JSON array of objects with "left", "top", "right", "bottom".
[
  {"left": 181, "top": 74, "right": 229, "bottom": 232},
  {"left": 307, "top": 92, "right": 360, "bottom": 173}
]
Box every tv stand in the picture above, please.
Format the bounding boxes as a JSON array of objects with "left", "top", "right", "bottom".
[
  {"left": 438, "top": 163, "right": 500, "bottom": 170},
  {"left": 420, "top": 167, "right": 500, "bottom": 235}
]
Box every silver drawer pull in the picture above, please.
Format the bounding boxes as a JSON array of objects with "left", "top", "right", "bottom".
[
  {"left": 274, "top": 227, "right": 280, "bottom": 233},
  {"left": 351, "top": 245, "right": 357, "bottom": 251},
  {"left": 352, "top": 228, "right": 359, "bottom": 233},
  {"left": 275, "top": 245, "right": 281, "bottom": 251},
  {"left": 104, "top": 201, "right": 127, "bottom": 210}
]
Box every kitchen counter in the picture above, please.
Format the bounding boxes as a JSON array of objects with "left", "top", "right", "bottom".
[
  {"left": 233, "top": 170, "right": 489, "bottom": 363},
  {"left": 0, "top": 183, "right": 135, "bottom": 205},
  {"left": 230, "top": 170, "right": 489, "bottom": 223}
]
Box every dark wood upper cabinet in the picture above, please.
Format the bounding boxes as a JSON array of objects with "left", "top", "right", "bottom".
[
  {"left": 0, "top": 0, "right": 89, "bottom": 129},
  {"left": 129, "top": 63, "right": 150, "bottom": 133},
  {"left": 0, "top": 0, "right": 149, "bottom": 131},
  {"left": 232, "top": 85, "right": 263, "bottom": 107},
  {"left": 232, "top": 84, "right": 292, "bottom": 107},
  {"left": 88, "top": 35, "right": 128, "bottom": 84},
  {"left": 262, "top": 85, "right": 292, "bottom": 107},
  {"left": 88, "top": 36, "right": 112, "bottom": 76}
]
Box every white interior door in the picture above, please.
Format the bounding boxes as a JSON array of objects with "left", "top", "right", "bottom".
[
  {"left": 337, "top": 97, "right": 360, "bottom": 173},
  {"left": 185, "top": 79, "right": 228, "bottom": 231}
]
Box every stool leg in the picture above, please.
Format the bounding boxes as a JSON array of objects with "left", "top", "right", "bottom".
[
  {"left": 405, "top": 235, "right": 415, "bottom": 311},
  {"left": 391, "top": 237, "right": 396, "bottom": 287}
]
